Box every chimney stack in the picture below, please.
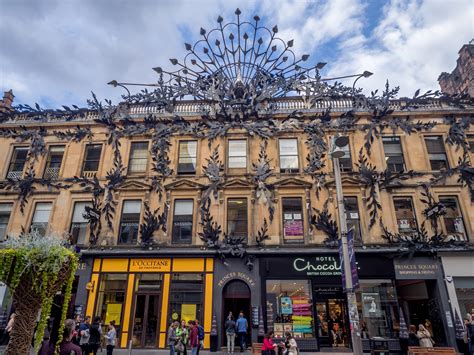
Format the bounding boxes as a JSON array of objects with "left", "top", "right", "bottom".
[{"left": 0, "top": 90, "right": 15, "bottom": 112}]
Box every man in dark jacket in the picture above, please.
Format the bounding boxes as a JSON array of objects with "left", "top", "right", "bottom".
[
  {"left": 88, "top": 317, "right": 102, "bottom": 355},
  {"left": 196, "top": 319, "right": 204, "bottom": 355},
  {"left": 188, "top": 321, "right": 199, "bottom": 355}
]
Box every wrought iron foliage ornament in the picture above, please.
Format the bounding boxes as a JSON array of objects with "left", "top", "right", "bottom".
[
  {"left": 53, "top": 126, "right": 93, "bottom": 142},
  {"left": 139, "top": 201, "right": 168, "bottom": 248},
  {"left": 201, "top": 146, "right": 224, "bottom": 208},
  {"left": 310, "top": 200, "right": 339, "bottom": 247},
  {"left": 255, "top": 218, "right": 269, "bottom": 247},
  {"left": 251, "top": 143, "right": 275, "bottom": 221},
  {"left": 0, "top": 162, "right": 67, "bottom": 214}
]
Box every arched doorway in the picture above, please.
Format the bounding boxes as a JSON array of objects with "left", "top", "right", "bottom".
[{"left": 222, "top": 280, "right": 251, "bottom": 345}]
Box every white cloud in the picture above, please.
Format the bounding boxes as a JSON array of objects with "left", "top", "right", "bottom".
[{"left": 0, "top": 0, "right": 472, "bottom": 107}]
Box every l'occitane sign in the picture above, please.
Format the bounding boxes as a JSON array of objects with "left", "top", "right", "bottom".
[{"left": 130, "top": 259, "right": 171, "bottom": 272}]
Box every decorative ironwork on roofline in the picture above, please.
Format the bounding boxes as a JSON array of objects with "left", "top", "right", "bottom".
[{"left": 107, "top": 8, "right": 372, "bottom": 120}]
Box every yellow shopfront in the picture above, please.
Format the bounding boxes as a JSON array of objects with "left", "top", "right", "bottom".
[{"left": 85, "top": 257, "right": 214, "bottom": 349}]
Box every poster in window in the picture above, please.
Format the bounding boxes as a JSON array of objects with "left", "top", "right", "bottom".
[
  {"left": 362, "top": 293, "right": 382, "bottom": 318},
  {"left": 284, "top": 220, "right": 303, "bottom": 237},
  {"left": 281, "top": 296, "right": 293, "bottom": 314},
  {"left": 181, "top": 304, "right": 197, "bottom": 322},
  {"left": 105, "top": 303, "right": 122, "bottom": 325}
]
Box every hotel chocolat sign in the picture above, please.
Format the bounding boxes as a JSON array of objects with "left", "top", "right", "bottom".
[
  {"left": 394, "top": 258, "right": 439, "bottom": 279},
  {"left": 293, "top": 256, "right": 342, "bottom": 276}
]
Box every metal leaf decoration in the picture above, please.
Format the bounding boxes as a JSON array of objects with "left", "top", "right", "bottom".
[
  {"left": 198, "top": 203, "right": 222, "bottom": 249},
  {"left": 256, "top": 218, "right": 269, "bottom": 247},
  {"left": 201, "top": 146, "right": 224, "bottom": 206},
  {"left": 139, "top": 201, "right": 168, "bottom": 248},
  {"left": 310, "top": 200, "right": 339, "bottom": 247},
  {"left": 53, "top": 125, "right": 93, "bottom": 142},
  {"left": 251, "top": 143, "right": 275, "bottom": 221}
]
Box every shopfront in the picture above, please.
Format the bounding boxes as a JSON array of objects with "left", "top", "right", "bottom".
[
  {"left": 441, "top": 253, "right": 474, "bottom": 328},
  {"left": 394, "top": 256, "right": 456, "bottom": 348},
  {"left": 85, "top": 257, "right": 214, "bottom": 349},
  {"left": 261, "top": 254, "right": 402, "bottom": 352}
]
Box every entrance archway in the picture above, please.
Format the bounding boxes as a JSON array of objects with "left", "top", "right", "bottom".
[{"left": 222, "top": 280, "right": 251, "bottom": 346}]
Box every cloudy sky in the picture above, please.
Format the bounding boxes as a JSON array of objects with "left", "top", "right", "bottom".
[{"left": 0, "top": 0, "right": 472, "bottom": 108}]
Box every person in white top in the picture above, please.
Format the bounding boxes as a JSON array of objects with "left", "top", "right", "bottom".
[{"left": 103, "top": 320, "right": 117, "bottom": 355}]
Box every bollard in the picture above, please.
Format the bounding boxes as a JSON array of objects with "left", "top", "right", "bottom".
[{"left": 128, "top": 339, "right": 133, "bottom": 355}]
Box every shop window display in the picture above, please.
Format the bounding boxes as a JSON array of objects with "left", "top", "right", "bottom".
[
  {"left": 169, "top": 273, "right": 204, "bottom": 323},
  {"left": 356, "top": 280, "right": 400, "bottom": 339},
  {"left": 95, "top": 274, "right": 127, "bottom": 337},
  {"left": 266, "top": 280, "right": 314, "bottom": 339}
]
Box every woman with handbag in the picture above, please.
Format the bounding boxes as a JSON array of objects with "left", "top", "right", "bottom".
[
  {"left": 417, "top": 324, "right": 434, "bottom": 348},
  {"left": 176, "top": 320, "right": 189, "bottom": 355},
  {"left": 262, "top": 331, "right": 277, "bottom": 355}
]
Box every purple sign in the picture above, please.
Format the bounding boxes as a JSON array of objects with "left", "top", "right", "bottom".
[{"left": 339, "top": 230, "right": 359, "bottom": 291}]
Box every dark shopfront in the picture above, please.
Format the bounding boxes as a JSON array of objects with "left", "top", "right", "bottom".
[
  {"left": 261, "top": 254, "right": 402, "bottom": 352},
  {"left": 394, "top": 256, "right": 457, "bottom": 349}
]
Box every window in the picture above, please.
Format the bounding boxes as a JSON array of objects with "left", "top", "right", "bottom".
[
  {"left": 43, "top": 146, "right": 65, "bottom": 179},
  {"left": 172, "top": 200, "right": 194, "bottom": 244},
  {"left": 356, "top": 280, "right": 399, "bottom": 338},
  {"left": 128, "top": 142, "right": 149, "bottom": 174},
  {"left": 467, "top": 135, "right": 474, "bottom": 154},
  {"left": 7, "top": 147, "right": 28, "bottom": 179},
  {"left": 439, "top": 197, "right": 467, "bottom": 241},
  {"left": 118, "top": 200, "right": 141, "bottom": 244},
  {"left": 30, "top": 202, "right": 52, "bottom": 237},
  {"left": 95, "top": 274, "right": 127, "bottom": 338},
  {"left": 177, "top": 141, "right": 197, "bottom": 174},
  {"left": 424, "top": 136, "right": 449, "bottom": 170},
  {"left": 228, "top": 139, "right": 247, "bottom": 169},
  {"left": 382, "top": 137, "right": 404, "bottom": 172},
  {"left": 82, "top": 144, "right": 102, "bottom": 176},
  {"left": 0, "top": 203, "right": 13, "bottom": 241},
  {"left": 227, "top": 198, "right": 248, "bottom": 239},
  {"left": 279, "top": 138, "right": 299, "bottom": 173},
  {"left": 393, "top": 197, "right": 418, "bottom": 235},
  {"left": 282, "top": 197, "right": 304, "bottom": 243},
  {"left": 338, "top": 143, "right": 352, "bottom": 173},
  {"left": 69, "top": 202, "right": 90, "bottom": 245},
  {"left": 344, "top": 197, "right": 361, "bottom": 242},
  {"left": 266, "top": 280, "right": 314, "bottom": 339},
  {"left": 169, "top": 273, "right": 204, "bottom": 323}
]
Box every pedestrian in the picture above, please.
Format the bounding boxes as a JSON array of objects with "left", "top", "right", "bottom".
[
  {"left": 168, "top": 321, "right": 179, "bottom": 355},
  {"left": 408, "top": 325, "right": 420, "bottom": 347},
  {"left": 72, "top": 315, "right": 81, "bottom": 346},
  {"left": 262, "top": 330, "right": 277, "bottom": 355},
  {"left": 189, "top": 320, "right": 199, "bottom": 355},
  {"left": 236, "top": 311, "right": 248, "bottom": 352},
  {"left": 79, "top": 315, "right": 91, "bottom": 355},
  {"left": 424, "top": 319, "right": 433, "bottom": 338},
  {"left": 196, "top": 319, "right": 204, "bottom": 355},
  {"left": 176, "top": 319, "right": 189, "bottom": 355},
  {"left": 225, "top": 314, "right": 236, "bottom": 354},
  {"left": 417, "top": 324, "right": 434, "bottom": 348},
  {"left": 88, "top": 316, "right": 102, "bottom": 355},
  {"left": 282, "top": 332, "right": 298, "bottom": 355},
  {"left": 59, "top": 319, "right": 82, "bottom": 355},
  {"left": 465, "top": 314, "right": 474, "bottom": 355},
  {"left": 103, "top": 320, "right": 116, "bottom": 355}
]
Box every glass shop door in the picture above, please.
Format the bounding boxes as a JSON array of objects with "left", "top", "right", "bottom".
[
  {"left": 131, "top": 293, "right": 161, "bottom": 348},
  {"left": 316, "top": 298, "right": 350, "bottom": 349}
]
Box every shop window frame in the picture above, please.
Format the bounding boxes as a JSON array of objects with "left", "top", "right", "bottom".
[
  {"left": 0, "top": 202, "right": 14, "bottom": 242},
  {"left": 227, "top": 138, "right": 248, "bottom": 172},
  {"left": 382, "top": 136, "right": 405, "bottom": 172},
  {"left": 117, "top": 200, "right": 143, "bottom": 245},
  {"left": 392, "top": 196, "right": 419, "bottom": 236},
  {"left": 438, "top": 195, "right": 468, "bottom": 241},
  {"left": 278, "top": 138, "right": 300, "bottom": 174},
  {"left": 423, "top": 135, "right": 450, "bottom": 171},
  {"left": 81, "top": 143, "right": 103, "bottom": 178},
  {"left": 226, "top": 197, "right": 249, "bottom": 241},
  {"left": 177, "top": 140, "right": 198, "bottom": 175},
  {"left": 281, "top": 197, "right": 305, "bottom": 244},
  {"left": 29, "top": 201, "right": 53, "bottom": 237},
  {"left": 6, "top": 145, "right": 29, "bottom": 180},
  {"left": 127, "top": 141, "right": 150, "bottom": 176},
  {"left": 69, "top": 200, "right": 91, "bottom": 246},
  {"left": 171, "top": 199, "right": 194, "bottom": 245},
  {"left": 43, "top": 144, "right": 66, "bottom": 180}
]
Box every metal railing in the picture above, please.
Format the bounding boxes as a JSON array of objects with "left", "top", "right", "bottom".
[
  {"left": 6, "top": 170, "right": 22, "bottom": 179},
  {"left": 2, "top": 97, "right": 462, "bottom": 124},
  {"left": 43, "top": 167, "right": 60, "bottom": 180},
  {"left": 82, "top": 171, "right": 97, "bottom": 178}
]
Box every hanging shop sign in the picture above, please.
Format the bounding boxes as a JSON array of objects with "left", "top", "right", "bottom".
[
  {"left": 394, "top": 258, "right": 440, "bottom": 279},
  {"left": 129, "top": 258, "right": 171, "bottom": 272}
]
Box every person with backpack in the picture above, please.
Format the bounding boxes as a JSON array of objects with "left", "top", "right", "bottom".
[
  {"left": 188, "top": 320, "right": 199, "bottom": 355},
  {"left": 196, "top": 319, "right": 204, "bottom": 355},
  {"left": 88, "top": 316, "right": 102, "bottom": 355}
]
